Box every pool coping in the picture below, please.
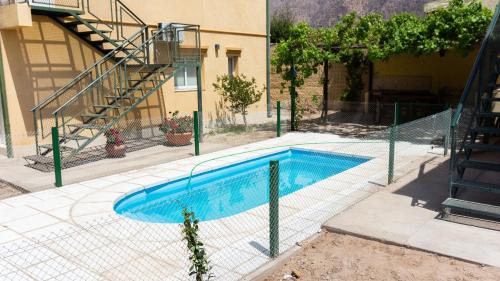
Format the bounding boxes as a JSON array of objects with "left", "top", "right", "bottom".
[{"left": 113, "top": 147, "right": 375, "bottom": 223}]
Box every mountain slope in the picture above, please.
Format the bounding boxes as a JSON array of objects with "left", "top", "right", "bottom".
[{"left": 271, "top": 0, "right": 433, "bottom": 27}]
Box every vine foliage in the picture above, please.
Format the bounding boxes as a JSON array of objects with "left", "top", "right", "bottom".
[{"left": 272, "top": 0, "right": 492, "bottom": 106}]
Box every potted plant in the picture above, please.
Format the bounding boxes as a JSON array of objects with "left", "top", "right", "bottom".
[
  {"left": 159, "top": 111, "right": 194, "bottom": 146},
  {"left": 104, "top": 128, "right": 126, "bottom": 158}
]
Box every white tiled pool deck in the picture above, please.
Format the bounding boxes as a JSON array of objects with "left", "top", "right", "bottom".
[{"left": 0, "top": 133, "right": 440, "bottom": 280}]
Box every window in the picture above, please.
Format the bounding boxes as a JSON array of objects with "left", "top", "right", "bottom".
[
  {"left": 228, "top": 56, "right": 238, "bottom": 77},
  {"left": 174, "top": 64, "right": 197, "bottom": 91}
]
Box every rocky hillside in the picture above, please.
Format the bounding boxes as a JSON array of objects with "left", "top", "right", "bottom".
[{"left": 271, "top": 0, "right": 433, "bottom": 27}]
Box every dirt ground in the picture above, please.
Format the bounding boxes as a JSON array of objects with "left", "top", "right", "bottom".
[
  {"left": 0, "top": 180, "right": 25, "bottom": 200},
  {"left": 264, "top": 231, "right": 500, "bottom": 281}
]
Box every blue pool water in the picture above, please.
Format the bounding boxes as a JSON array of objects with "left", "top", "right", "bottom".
[{"left": 114, "top": 149, "right": 370, "bottom": 223}]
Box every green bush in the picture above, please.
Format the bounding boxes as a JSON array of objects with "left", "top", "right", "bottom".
[{"left": 213, "top": 74, "right": 265, "bottom": 126}]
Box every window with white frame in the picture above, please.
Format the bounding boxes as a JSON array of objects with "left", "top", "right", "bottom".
[{"left": 174, "top": 64, "right": 197, "bottom": 91}]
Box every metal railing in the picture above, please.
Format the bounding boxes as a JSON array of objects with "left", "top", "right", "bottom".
[
  {"left": 30, "top": 27, "right": 149, "bottom": 154},
  {"left": 449, "top": 4, "right": 500, "bottom": 181},
  {"left": 52, "top": 23, "right": 200, "bottom": 157},
  {"left": 29, "top": 0, "right": 149, "bottom": 154},
  {"left": 1, "top": 0, "right": 80, "bottom": 8}
]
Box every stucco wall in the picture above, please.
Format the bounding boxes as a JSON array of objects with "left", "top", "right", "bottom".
[
  {"left": 372, "top": 49, "right": 478, "bottom": 104},
  {"left": 1, "top": 16, "right": 104, "bottom": 146},
  {"left": 0, "top": 0, "right": 266, "bottom": 154}
]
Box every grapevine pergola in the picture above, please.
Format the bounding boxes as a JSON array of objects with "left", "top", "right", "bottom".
[{"left": 272, "top": 0, "right": 492, "bottom": 130}]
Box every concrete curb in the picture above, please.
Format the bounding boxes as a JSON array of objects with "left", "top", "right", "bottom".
[{"left": 322, "top": 225, "right": 489, "bottom": 268}]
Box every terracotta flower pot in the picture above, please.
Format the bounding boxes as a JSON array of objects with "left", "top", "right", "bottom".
[
  {"left": 165, "top": 132, "right": 193, "bottom": 146},
  {"left": 105, "top": 144, "right": 126, "bottom": 158}
]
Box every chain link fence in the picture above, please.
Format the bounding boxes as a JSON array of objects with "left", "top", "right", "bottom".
[{"left": 0, "top": 107, "right": 451, "bottom": 280}]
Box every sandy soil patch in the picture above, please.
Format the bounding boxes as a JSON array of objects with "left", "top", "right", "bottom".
[
  {"left": 0, "top": 180, "right": 26, "bottom": 200},
  {"left": 264, "top": 232, "right": 500, "bottom": 281}
]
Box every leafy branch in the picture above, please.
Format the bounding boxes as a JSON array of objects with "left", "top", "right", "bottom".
[
  {"left": 182, "top": 208, "right": 213, "bottom": 281},
  {"left": 272, "top": 0, "right": 492, "bottom": 104}
]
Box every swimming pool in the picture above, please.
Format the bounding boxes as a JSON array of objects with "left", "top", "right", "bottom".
[{"left": 114, "top": 148, "right": 371, "bottom": 223}]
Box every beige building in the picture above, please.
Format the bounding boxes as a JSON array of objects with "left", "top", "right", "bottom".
[{"left": 0, "top": 0, "right": 268, "bottom": 158}]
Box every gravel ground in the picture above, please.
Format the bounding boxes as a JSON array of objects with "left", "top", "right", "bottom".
[{"left": 265, "top": 231, "right": 500, "bottom": 281}]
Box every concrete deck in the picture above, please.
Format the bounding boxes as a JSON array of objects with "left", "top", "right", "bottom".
[
  {"left": 0, "top": 131, "right": 457, "bottom": 280},
  {"left": 0, "top": 132, "right": 274, "bottom": 193},
  {"left": 0, "top": 132, "right": 435, "bottom": 281},
  {"left": 323, "top": 155, "right": 500, "bottom": 267}
]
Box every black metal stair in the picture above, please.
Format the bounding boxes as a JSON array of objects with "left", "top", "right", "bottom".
[
  {"left": 470, "top": 127, "right": 500, "bottom": 135},
  {"left": 51, "top": 16, "right": 120, "bottom": 56},
  {"left": 443, "top": 198, "right": 500, "bottom": 220},
  {"left": 459, "top": 160, "right": 500, "bottom": 172},
  {"left": 442, "top": 4, "right": 500, "bottom": 223},
  {"left": 25, "top": 1, "right": 200, "bottom": 170},
  {"left": 478, "top": 112, "right": 500, "bottom": 119},
  {"left": 464, "top": 143, "right": 500, "bottom": 152},
  {"left": 451, "top": 179, "right": 500, "bottom": 194}
]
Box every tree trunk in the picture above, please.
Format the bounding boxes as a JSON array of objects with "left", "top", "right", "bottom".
[
  {"left": 321, "top": 59, "right": 329, "bottom": 122},
  {"left": 242, "top": 110, "right": 248, "bottom": 127}
]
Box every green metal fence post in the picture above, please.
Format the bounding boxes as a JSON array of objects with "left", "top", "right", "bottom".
[
  {"left": 0, "top": 41, "right": 13, "bottom": 158},
  {"left": 388, "top": 125, "right": 396, "bottom": 185},
  {"left": 276, "top": 101, "right": 281, "bottom": 137},
  {"left": 51, "top": 127, "right": 62, "bottom": 187},
  {"left": 269, "top": 160, "right": 279, "bottom": 258},
  {"left": 388, "top": 102, "right": 399, "bottom": 185},
  {"left": 394, "top": 102, "right": 400, "bottom": 126},
  {"left": 444, "top": 107, "right": 452, "bottom": 156},
  {"left": 193, "top": 111, "right": 200, "bottom": 156}
]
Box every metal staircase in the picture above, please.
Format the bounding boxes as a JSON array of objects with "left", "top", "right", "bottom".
[
  {"left": 443, "top": 4, "right": 500, "bottom": 220},
  {"left": 23, "top": 0, "right": 200, "bottom": 168}
]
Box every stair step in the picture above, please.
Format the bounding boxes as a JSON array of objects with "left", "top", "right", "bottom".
[
  {"left": 80, "top": 113, "right": 112, "bottom": 120},
  {"left": 452, "top": 179, "right": 500, "bottom": 193},
  {"left": 67, "top": 124, "right": 104, "bottom": 130},
  {"left": 442, "top": 198, "right": 500, "bottom": 219},
  {"left": 79, "top": 30, "right": 112, "bottom": 36},
  {"left": 104, "top": 47, "right": 138, "bottom": 52},
  {"left": 471, "top": 127, "right": 500, "bottom": 135},
  {"left": 93, "top": 104, "right": 121, "bottom": 110},
  {"left": 483, "top": 97, "right": 500, "bottom": 102},
  {"left": 464, "top": 143, "right": 500, "bottom": 152},
  {"left": 105, "top": 95, "right": 136, "bottom": 101},
  {"left": 63, "top": 134, "right": 90, "bottom": 141},
  {"left": 459, "top": 160, "right": 500, "bottom": 172},
  {"left": 39, "top": 144, "right": 75, "bottom": 152},
  {"left": 128, "top": 79, "right": 161, "bottom": 83},
  {"left": 62, "top": 19, "right": 99, "bottom": 26},
  {"left": 24, "top": 155, "right": 53, "bottom": 165},
  {"left": 478, "top": 112, "right": 500, "bottom": 118},
  {"left": 89, "top": 40, "right": 108, "bottom": 46},
  {"left": 488, "top": 83, "right": 500, "bottom": 89}
]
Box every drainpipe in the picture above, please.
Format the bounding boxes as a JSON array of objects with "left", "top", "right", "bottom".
[
  {"left": 0, "top": 39, "right": 13, "bottom": 158},
  {"left": 266, "top": 0, "right": 272, "bottom": 117}
]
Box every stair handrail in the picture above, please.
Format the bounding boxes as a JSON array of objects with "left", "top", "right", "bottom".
[
  {"left": 449, "top": 4, "right": 500, "bottom": 182},
  {"left": 29, "top": 0, "right": 151, "bottom": 154},
  {"left": 83, "top": 0, "right": 146, "bottom": 42},
  {"left": 451, "top": 4, "right": 500, "bottom": 129},
  {"left": 52, "top": 23, "right": 201, "bottom": 118},
  {"left": 30, "top": 27, "right": 147, "bottom": 114},
  {"left": 52, "top": 24, "right": 177, "bottom": 118},
  {"left": 30, "top": 27, "right": 148, "bottom": 154},
  {"left": 52, "top": 24, "right": 196, "bottom": 143}
]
